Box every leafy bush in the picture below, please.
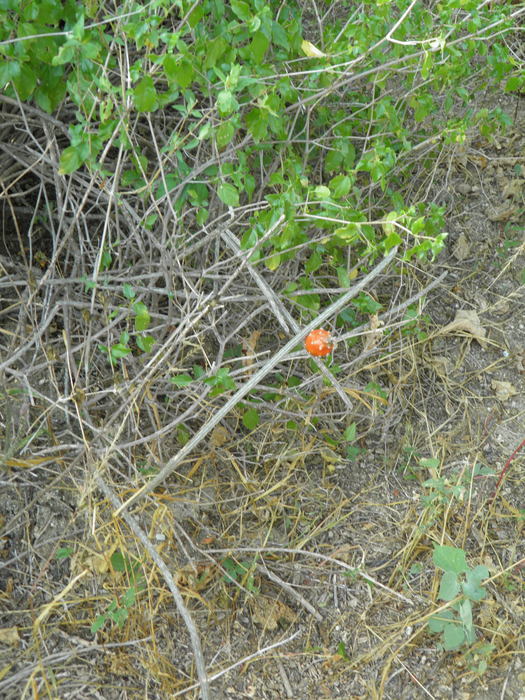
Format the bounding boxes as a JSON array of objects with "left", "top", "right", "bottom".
[{"left": 1, "top": 0, "right": 517, "bottom": 299}]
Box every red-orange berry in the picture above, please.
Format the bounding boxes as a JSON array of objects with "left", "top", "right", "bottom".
[{"left": 304, "top": 328, "right": 334, "bottom": 357}]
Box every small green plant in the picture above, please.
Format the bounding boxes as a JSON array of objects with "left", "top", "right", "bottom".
[
  {"left": 99, "top": 331, "right": 132, "bottom": 366},
  {"left": 421, "top": 461, "right": 495, "bottom": 507},
  {"left": 343, "top": 422, "right": 363, "bottom": 462},
  {"left": 171, "top": 366, "right": 237, "bottom": 396},
  {"left": 91, "top": 550, "right": 145, "bottom": 634},
  {"left": 122, "top": 284, "right": 155, "bottom": 353},
  {"left": 401, "top": 305, "right": 431, "bottom": 340},
  {"left": 221, "top": 557, "right": 259, "bottom": 594},
  {"left": 463, "top": 642, "right": 496, "bottom": 676},
  {"left": 97, "top": 284, "right": 155, "bottom": 364},
  {"left": 428, "top": 545, "right": 489, "bottom": 651}
]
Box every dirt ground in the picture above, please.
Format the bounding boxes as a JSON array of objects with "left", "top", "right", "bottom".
[{"left": 1, "top": 96, "right": 524, "bottom": 700}]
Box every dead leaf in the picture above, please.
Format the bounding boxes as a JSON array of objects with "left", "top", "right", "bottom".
[
  {"left": 301, "top": 39, "right": 327, "bottom": 58},
  {"left": 440, "top": 309, "right": 487, "bottom": 347},
  {"left": 491, "top": 379, "right": 518, "bottom": 401},
  {"left": 0, "top": 627, "right": 20, "bottom": 646},
  {"left": 81, "top": 552, "right": 110, "bottom": 575},
  {"left": 363, "top": 314, "right": 382, "bottom": 351},
  {"left": 2, "top": 457, "right": 52, "bottom": 469},
  {"left": 501, "top": 178, "right": 524, "bottom": 199},
  {"left": 242, "top": 330, "right": 262, "bottom": 373},
  {"left": 250, "top": 596, "right": 296, "bottom": 630},
  {"left": 210, "top": 425, "right": 229, "bottom": 448},
  {"left": 452, "top": 233, "right": 470, "bottom": 261},
  {"left": 487, "top": 204, "right": 518, "bottom": 222},
  {"left": 426, "top": 354, "right": 453, "bottom": 379}
]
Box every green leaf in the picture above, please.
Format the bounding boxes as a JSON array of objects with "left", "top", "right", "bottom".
[
  {"left": 122, "top": 283, "right": 135, "bottom": 300},
  {"left": 305, "top": 251, "right": 322, "bottom": 274},
  {"left": 242, "top": 408, "right": 260, "bottom": 430},
  {"left": 204, "top": 36, "right": 228, "bottom": 69},
  {"left": 58, "top": 145, "right": 85, "bottom": 174},
  {"left": 52, "top": 41, "right": 77, "bottom": 65},
  {"left": 443, "top": 623, "right": 465, "bottom": 651},
  {"left": 384, "top": 231, "right": 402, "bottom": 251},
  {"left": 249, "top": 31, "right": 270, "bottom": 63},
  {"left": 364, "top": 381, "right": 388, "bottom": 401},
  {"left": 231, "top": 0, "right": 251, "bottom": 21},
  {"left": 13, "top": 62, "right": 36, "bottom": 100},
  {"left": 136, "top": 335, "right": 155, "bottom": 353},
  {"left": 463, "top": 565, "right": 489, "bottom": 601},
  {"left": 110, "top": 551, "right": 126, "bottom": 572},
  {"left": 329, "top": 174, "right": 351, "bottom": 199},
  {"left": 438, "top": 571, "right": 460, "bottom": 601},
  {"left": 352, "top": 293, "right": 382, "bottom": 314},
  {"left": 133, "top": 76, "right": 158, "bottom": 112},
  {"left": 337, "top": 266, "right": 351, "bottom": 288},
  {"left": 246, "top": 107, "right": 268, "bottom": 141},
  {"left": 272, "top": 20, "right": 289, "bottom": 49},
  {"left": 133, "top": 301, "right": 151, "bottom": 331},
  {"left": 433, "top": 545, "right": 468, "bottom": 575},
  {"left": 428, "top": 609, "right": 454, "bottom": 633},
  {"left": 110, "top": 606, "right": 129, "bottom": 627},
  {"left": 171, "top": 373, "right": 193, "bottom": 387},
  {"left": 505, "top": 75, "right": 525, "bottom": 93},
  {"left": 313, "top": 185, "right": 331, "bottom": 200},
  {"left": 56, "top": 547, "right": 74, "bottom": 559},
  {"left": 458, "top": 599, "right": 472, "bottom": 628},
  {"left": 110, "top": 343, "right": 131, "bottom": 360},
  {"left": 325, "top": 148, "right": 343, "bottom": 173},
  {"left": 122, "top": 586, "right": 137, "bottom": 608},
  {"left": 217, "top": 89, "right": 238, "bottom": 116},
  {"left": 216, "top": 122, "right": 235, "bottom": 149},
  {"left": 343, "top": 423, "right": 357, "bottom": 442},
  {"left": 177, "top": 426, "right": 190, "bottom": 445},
  {"left": 0, "top": 60, "right": 20, "bottom": 90},
  {"left": 217, "top": 182, "right": 239, "bottom": 207},
  {"left": 91, "top": 614, "right": 108, "bottom": 634},
  {"left": 419, "top": 457, "right": 440, "bottom": 469},
  {"left": 165, "top": 56, "right": 194, "bottom": 88}
]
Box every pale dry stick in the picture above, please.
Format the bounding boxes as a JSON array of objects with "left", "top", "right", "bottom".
[
  {"left": 220, "top": 227, "right": 354, "bottom": 410},
  {"left": 114, "top": 246, "right": 398, "bottom": 516},
  {"left": 385, "top": 662, "right": 435, "bottom": 699},
  {"left": 94, "top": 472, "right": 210, "bottom": 700},
  {"left": 256, "top": 564, "right": 323, "bottom": 623},
  {"left": 86, "top": 216, "right": 286, "bottom": 455},
  {"left": 206, "top": 546, "right": 414, "bottom": 606},
  {"left": 276, "top": 658, "right": 294, "bottom": 699},
  {"left": 171, "top": 630, "right": 302, "bottom": 698},
  {"left": 220, "top": 227, "right": 291, "bottom": 334}
]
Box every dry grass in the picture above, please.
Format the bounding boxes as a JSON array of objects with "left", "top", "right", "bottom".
[{"left": 1, "top": 25, "right": 525, "bottom": 700}]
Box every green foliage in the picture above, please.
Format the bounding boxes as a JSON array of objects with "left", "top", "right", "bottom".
[
  {"left": 91, "top": 550, "right": 145, "bottom": 634},
  {"left": 221, "top": 557, "right": 259, "bottom": 594},
  {"left": 99, "top": 331, "right": 132, "bottom": 366},
  {"left": 428, "top": 545, "right": 490, "bottom": 651},
  {"left": 343, "top": 421, "right": 363, "bottom": 461},
  {"left": 204, "top": 368, "right": 237, "bottom": 396},
  {"left": 242, "top": 407, "right": 260, "bottom": 431},
  {"left": 171, "top": 366, "right": 237, "bottom": 397},
  {"left": 421, "top": 461, "right": 495, "bottom": 507},
  {"left": 2, "top": 0, "right": 514, "bottom": 284}
]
